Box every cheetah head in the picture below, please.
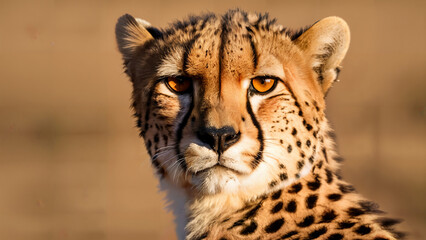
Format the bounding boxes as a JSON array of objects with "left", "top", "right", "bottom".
[{"left": 115, "top": 10, "right": 350, "bottom": 198}]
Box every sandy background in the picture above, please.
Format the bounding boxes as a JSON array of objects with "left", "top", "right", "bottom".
[{"left": 0, "top": 0, "right": 425, "bottom": 239}]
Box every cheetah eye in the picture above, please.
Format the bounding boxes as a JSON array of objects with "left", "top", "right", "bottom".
[
  {"left": 165, "top": 76, "right": 192, "bottom": 94},
  {"left": 251, "top": 77, "right": 278, "bottom": 94}
]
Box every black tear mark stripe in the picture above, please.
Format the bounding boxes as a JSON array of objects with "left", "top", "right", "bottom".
[
  {"left": 174, "top": 32, "right": 203, "bottom": 170},
  {"left": 175, "top": 94, "right": 194, "bottom": 170},
  {"left": 246, "top": 92, "right": 264, "bottom": 169}
]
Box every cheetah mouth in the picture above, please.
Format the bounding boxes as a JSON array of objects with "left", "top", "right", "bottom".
[
  {"left": 185, "top": 143, "right": 254, "bottom": 175},
  {"left": 191, "top": 162, "right": 243, "bottom": 176}
]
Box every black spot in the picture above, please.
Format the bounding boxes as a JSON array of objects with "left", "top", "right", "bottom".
[
  {"left": 297, "top": 160, "right": 304, "bottom": 170},
  {"left": 305, "top": 101, "right": 310, "bottom": 106},
  {"left": 280, "top": 173, "right": 288, "bottom": 181},
  {"left": 136, "top": 118, "right": 142, "bottom": 128},
  {"left": 288, "top": 183, "right": 302, "bottom": 193},
  {"left": 316, "top": 160, "right": 323, "bottom": 169},
  {"left": 151, "top": 159, "right": 161, "bottom": 169},
  {"left": 154, "top": 134, "right": 159, "bottom": 143},
  {"left": 242, "top": 117, "right": 245, "bottom": 122},
  {"left": 308, "top": 226, "right": 327, "bottom": 239},
  {"left": 338, "top": 220, "right": 356, "bottom": 229},
  {"left": 244, "top": 202, "right": 262, "bottom": 219},
  {"left": 191, "top": 116, "right": 196, "bottom": 122},
  {"left": 354, "top": 225, "right": 372, "bottom": 235},
  {"left": 338, "top": 184, "right": 355, "bottom": 193},
  {"left": 313, "top": 131, "right": 317, "bottom": 138},
  {"left": 347, "top": 207, "right": 365, "bottom": 217},
  {"left": 320, "top": 210, "right": 338, "bottom": 223},
  {"left": 359, "top": 200, "right": 382, "bottom": 214},
  {"left": 292, "top": 128, "right": 297, "bottom": 135},
  {"left": 196, "top": 231, "right": 209, "bottom": 240},
  {"left": 287, "top": 144, "right": 293, "bottom": 153},
  {"left": 271, "top": 202, "right": 283, "bottom": 213},
  {"left": 297, "top": 215, "right": 315, "bottom": 227},
  {"left": 306, "top": 139, "right": 311, "bottom": 147},
  {"left": 306, "top": 194, "right": 318, "bottom": 209},
  {"left": 264, "top": 218, "right": 285, "bottom": 233},
  {"left": 240, "top": 221, "right": 258, "bottom": 235},
  {"left": 269, "top": 181, "right": 277, "bottom": 187},
  {"left": 322, "top": 147, "right": 328, "bottom": 162},
  {"left": 279, "top": 164, "right": 285, "bottom": 169},
  {"left": 280, "top": 139, "right": 284, "bottom": 144},
  {"left": 296, "top": 140, "right": 302, "bottom": 148},
  {"left": 271, "top": 190, "right": 282, "bottom": 200},
  {"left": 307, "top": 178, "right": 321, "bottom": 191},
  {"left": 308, "top": 156, "right": 314, "bottom": 163},
  {"left": 298, "top": 110, "right": 303, "bottom": 116},
  {"left": 285, "top": 200, "right": 297, "bottom": 213},
  {"left": 327, "top": 233, "right": 344, "bottom": 240},
  {"left": 325, "top": 168, "right": 333, "bottom": 184},
  {"left": 327, "top": 193, "right": 342, "bottom": 201},
  {"left": 228, "top": 219, "right": 244, "bottom": 229},
  {"left": 300, "top": 152, "right": 305, "bottom": 158},
  {"left": 306, "top": 124, "right": 313, "bottom": 131},
  {"left": 375, "top": 217, "right": 401, "bottom": 228},
  {"left": 280, "top": 231, "right": 298, "bottom": 239}
]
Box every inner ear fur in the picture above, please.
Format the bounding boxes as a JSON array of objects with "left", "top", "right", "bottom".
[
  {"left": 294, "top": 16, "right": 350, "bottom": 95},
  {"left": 115, "top": 14, "right": 154, "bottom": 61}
]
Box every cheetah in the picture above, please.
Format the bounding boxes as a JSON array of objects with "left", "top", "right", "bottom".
[{"left": 115, "top": 9, "right": 403, "bottom": 240}]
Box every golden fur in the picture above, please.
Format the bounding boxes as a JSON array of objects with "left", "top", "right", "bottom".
[{"left": 115, "top": 9, "right": 402, "bottom": 240}]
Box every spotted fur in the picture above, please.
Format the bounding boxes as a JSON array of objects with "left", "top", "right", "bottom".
[{"left": 116, "top": 9, "right": 403, "bottom": 240}]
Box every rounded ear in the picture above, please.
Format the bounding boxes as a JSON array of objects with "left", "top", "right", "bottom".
[
  {"left": 115, "top": 14, "right": 155, "bottom": 61},
  {"left": 294, "top": 17, "right": 350, "bottom": 95}
]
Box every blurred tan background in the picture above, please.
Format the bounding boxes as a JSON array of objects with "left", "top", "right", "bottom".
[{"left": 0, "top": 0, "right": 425, "bottom": 239}]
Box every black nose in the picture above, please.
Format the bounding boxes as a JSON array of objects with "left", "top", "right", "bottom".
[{"left": 196, "top": 126, "right": 241, "bottom": 154}]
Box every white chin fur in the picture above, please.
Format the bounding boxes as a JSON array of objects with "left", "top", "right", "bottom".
[{"left": 190, "top": 166, "right": 240, "bottom": 195}]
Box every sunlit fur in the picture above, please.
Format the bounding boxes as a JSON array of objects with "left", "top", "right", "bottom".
[{"left": 116, "top": 9, "right": 402, "bottom": 240}]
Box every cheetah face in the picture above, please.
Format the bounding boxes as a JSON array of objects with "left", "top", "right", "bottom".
[{"left": 116, "top": 11, "right": 349, "bottom": 196}]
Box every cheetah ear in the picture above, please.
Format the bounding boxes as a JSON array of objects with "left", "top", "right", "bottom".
[
  {"left": 294, "top": 16, "right": 350, "bottom": 95},
  {"left": 115, "top": 14, "right": 161, "bottom": 61}
]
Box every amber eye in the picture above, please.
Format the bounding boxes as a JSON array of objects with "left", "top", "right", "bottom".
[
  {"left": 251, "top": 77, "right": 277, "bottom": 93},
  {"left": 165, "top": 77, "right": 192, "bottom": 93}
]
